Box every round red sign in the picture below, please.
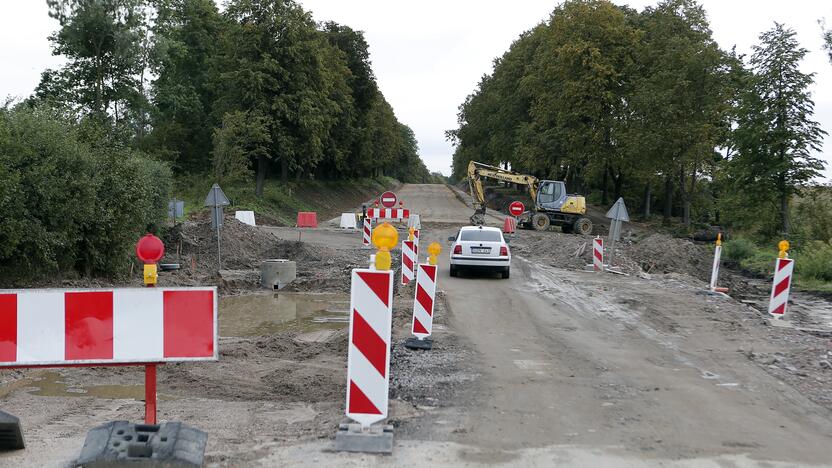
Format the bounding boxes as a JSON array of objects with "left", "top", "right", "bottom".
[
  {"left": 136, "top": 233, "right": 165, "bottom": 264},
  {"left": 509, "top": 201, "right": 525, "bottom": 217},
  {"left": 380, "top": 191, "right": 398, "bottom": 208}
]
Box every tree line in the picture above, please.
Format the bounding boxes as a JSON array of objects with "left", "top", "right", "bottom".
[
  {"left": 449, "top": 0, "right": 830, "bottom": 241},
  {"left": 33, "top": 0, "right": 435, "bottom": 195}
]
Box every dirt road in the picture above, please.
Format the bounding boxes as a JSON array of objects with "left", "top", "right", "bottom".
[{"left": 2, "top": 183, "right": 830, "bottom": 466}]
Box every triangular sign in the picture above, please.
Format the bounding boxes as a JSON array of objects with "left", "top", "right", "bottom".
[
  {"left": 605, "top": 197, "right": 630, "bottom": 222},
  {"left": 204, "top": 183, "right": 230, "bottom": 207}
]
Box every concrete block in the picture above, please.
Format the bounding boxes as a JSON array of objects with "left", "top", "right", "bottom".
[
  {"left": 76, "top": 421, "right": 206, "bottom": 467},
  {"left": 234, "top": 211, "right": 256, "bottom": 226},
  {"left": 0, "top": 410, "right": 25, "bottom": 450},
  {"left": 334, "top": 423, "right": 393, "bottom": 454},
  {"left": 260, "top": 259, "right": 297, "bottom": 290}
]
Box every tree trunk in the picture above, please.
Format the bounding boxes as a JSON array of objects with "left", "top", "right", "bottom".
[
  {"left": 601, "top": 161, "right": 609, "bottom": 205},
  {"left": 780, "top": 172, "right": 790, "bottom": 236},
  {"left": 256, "top": 154, "right": 267, "bottom": 198},
  {"left": 679, "top": 167, "right": 691, "bottom": 227},
  {"left": 663, "top": 176, "right": 673, "bottom": 221},
  {"left": 643, "top": 183, "right": 652, "bottom": 218},
  {"left": 281, "top": 157, "right": 288, "bottom": 183}
]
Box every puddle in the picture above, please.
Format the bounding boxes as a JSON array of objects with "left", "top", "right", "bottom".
[
  {"left": 220, "top": 292, "right": 350, "bottom": 337},
  {"left": 25, "top": 371, "right": 173, "bottom": 400}
]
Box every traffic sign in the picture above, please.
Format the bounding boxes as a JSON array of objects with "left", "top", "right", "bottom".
[
  {"left": 509, "top": 201, "right": 525, "bottom": 217},
  {"left": 380, "top": 191, "right": 397, "bottom": 208}
]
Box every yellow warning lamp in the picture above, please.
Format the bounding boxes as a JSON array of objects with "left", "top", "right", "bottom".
[
  {"left": 715, "top": 232, "right": 722, "bottom": 247},
  {"left": 372, "top": 222, "right": 399, "bottom": 271},
  {"left": 408, "top": 227, "right": 415, "bottom": 242},
  {"left": 427, "top": 242, "right": 441, "bottom": 266},
  {"left": 778, "top": 240, "right": 790, "bottom": 259},
  {"left": 143, "top": 264, "right": 158, "bottom": 286}
]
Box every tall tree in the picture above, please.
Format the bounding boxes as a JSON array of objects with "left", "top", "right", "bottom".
[
  {"left": 730, "top": 23, "right": 827, "bottom": 235},
  {"left": 37, "top": 0, "right": 150, "bottom": 125}
]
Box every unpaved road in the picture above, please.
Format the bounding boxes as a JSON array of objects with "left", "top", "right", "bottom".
[{"left": 2, "top": 183, "right": 831, "bottom": 467}]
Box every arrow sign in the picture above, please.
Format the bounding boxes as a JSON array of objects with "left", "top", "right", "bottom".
[
  {"left": 605, "top": 197, "right": 630, "bottom": 222},
  {"left": 204, "top": 183, "right": 230, "bottom": 207}
]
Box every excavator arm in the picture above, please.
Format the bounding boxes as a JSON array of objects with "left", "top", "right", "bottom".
[{"left": 467, "top": 161, "right": 538, "bottom": 225}]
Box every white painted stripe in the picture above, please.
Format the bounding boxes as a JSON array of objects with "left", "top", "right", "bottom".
[
  {"left": 17, "top": 291, "right": 65, "bottom": 363},
  {"left": 113, "top": 289, "right": 163, "bottom": 361},
  {"left": 348, "top": 342, "right": 389, "bottom": 417}
]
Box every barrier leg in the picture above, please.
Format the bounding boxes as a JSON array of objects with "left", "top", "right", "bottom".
[{"left": 145, "top": 364, "right": 157, "bottom": 424}]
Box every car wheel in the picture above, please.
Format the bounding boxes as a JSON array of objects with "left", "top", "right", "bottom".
[
  {"left": 450, "top": 265, "right": 458, "bottom": 277},
  {"left": 501, "top": 267, "right": 510, "bottom": 279}
]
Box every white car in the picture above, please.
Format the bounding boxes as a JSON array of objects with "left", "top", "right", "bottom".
[{"left": 448, "top": 226, "right": 511, "bottom": 278}]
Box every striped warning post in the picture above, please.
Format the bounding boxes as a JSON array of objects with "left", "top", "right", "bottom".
[
  {"left": 346, "top": 269, "right": 394, "bottom": 427},
  {"left": 413, "top": 230, "right": 420, "bottom": 256},
  {"left": 593, "top": 237, "right": 604, "bottom": 272},
  {"left": 0, "top": 287, "right": 217, "bottom": 366},
  {"left": 401, "top": 241, "right": 416, "bottom": 286},
  {"left": 362, "top": 217, "right": 372, "bottom": 248},
  {"left": 709, "top": 244, "right": 722, "bottom": 291},
  {"left": 411, "top": 264, "right": 437, "bottom": 339},
  {"left": 768, "top": 258, "right": 794, "bottom": 317}
]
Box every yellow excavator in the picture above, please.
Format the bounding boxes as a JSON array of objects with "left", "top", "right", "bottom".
[{"left": 467, "top": 161, "right": 593, "bottom": 234}]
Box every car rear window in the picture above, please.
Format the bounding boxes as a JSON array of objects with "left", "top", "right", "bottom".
[{"left": 460, "top": 230, "right": 502, "bottom": 242}]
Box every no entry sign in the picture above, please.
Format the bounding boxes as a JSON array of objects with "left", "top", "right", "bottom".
[
  {"left": 509, "top": 201, "right": 525, "bottom": 217},
  {"left": 380, "top": 191, "right": 397, "bottom": 208}
]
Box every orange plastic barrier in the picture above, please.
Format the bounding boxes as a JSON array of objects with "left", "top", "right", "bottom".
[
  {"left": 503, "top": 217, "right": 517, "bottom": 234},
  {"left": 296, "top": 212, "right": 318, "bottom": 228}
]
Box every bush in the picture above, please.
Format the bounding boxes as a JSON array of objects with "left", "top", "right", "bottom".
[
  {"left": 722, "top": 238, "right": 757, "bottom": 263},
  {"left": 0, "top": 106, "right": 171, "bottom": 282},
  {"left": 795, "top": 241, "right": 832, "bottom": 282}
]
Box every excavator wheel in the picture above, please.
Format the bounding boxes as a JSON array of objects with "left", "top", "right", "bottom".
[
  {"left": 573, "top": 217, "right": 593, "bottom": 235},
  {"left": 531, "top": 213, "right": 550, "bottom": 231}
]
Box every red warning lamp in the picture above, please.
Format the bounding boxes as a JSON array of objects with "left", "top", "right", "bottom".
[{"left": 136, "top": 234, "right": 165, "bottom": 264}]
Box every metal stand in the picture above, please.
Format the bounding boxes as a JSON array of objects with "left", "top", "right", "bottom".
[
  {"left": 145, "top": 364, "right": 157, "bottom": 424},
  {"left": 335, "top": 423, "right": 393, "bottom": 454},
  {"left": 404, "top": 337, "right": 433, "bottom": 350}
]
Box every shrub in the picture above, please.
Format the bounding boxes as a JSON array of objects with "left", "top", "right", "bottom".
[
  {"left": 795, "top": 241, "right": 832, "bottom": 282},
  {"left": 722, "top": 238, "right": 757, "bottom": 263}
]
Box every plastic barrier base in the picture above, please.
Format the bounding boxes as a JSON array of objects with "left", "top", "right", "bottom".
[
  {"left": 335, "top": 423, "right": 393, "bottom": 454},
  {"left": 0, "top": 410, "right": 25, "bottom": 450},
  {"left": 77, "top": 421, "right": 207, "bottom": 467},
  {"left": 404, "top": 337, "right": 433, "bottom": 350}
]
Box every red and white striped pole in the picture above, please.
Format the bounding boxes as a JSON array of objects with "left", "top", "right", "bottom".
[
  {"left": 362, "top": 217, "right": 372, "bottom": 248},
  {"left": 401, "top": 240, "right": 416, "bottom": 286},
  {"left": 768, "top": 241, "right": 793, "bottom": 318},
  {"left": 405, "top": 243, "right": 441, "bottom": 351},
  {"left": 593, "top": 236, "right": 604, "bottom": 272}
]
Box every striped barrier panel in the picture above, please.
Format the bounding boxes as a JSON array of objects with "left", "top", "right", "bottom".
[
  {"left": 768, "top": 258, "right": 794, "bottom": 317},
  {"left": 411, "top": 264, "right": 437, "bottom": 339},
  {"left": 346, "top": 269, "right": 394, "bottom": 427},
  {"left": 367, "top": 208, "right": 410, "bottom": 221},
  {"left": 362, "top": 217, "right": 372, "bottom": 248},
  {"left": 593, "top": 237, "right": 604, "bottom": 272},
  {"left": 401, "top": 241, "right": 416, "bottom": 286}
]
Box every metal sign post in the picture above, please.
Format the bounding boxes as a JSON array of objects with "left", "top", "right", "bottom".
[
  {"left": 204, "top": 184, "right": 230, "bottom": 270},
  {"left": 605, "top": 197, "right": 630, "bottom": 268}
]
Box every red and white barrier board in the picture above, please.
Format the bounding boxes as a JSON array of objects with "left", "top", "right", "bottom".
[
  {"left": 0, "top": 287, "right": 217, "bottom": 366},
  {"left": 768, "top": 258, "right": 794, "bottom": 317},
  {"left": 346, "top": 269, "right": 393, "bottom": 427},
  {"left": 411, "top": 264, "right": 437, "bottom": 339},
  {"left": 593, "top": 237, "right": 604, "bottom": 272},
  {"left": 367, "top": 208, "right": 410, "bottom": 221},
  {"left": 362, "top": 217, "right": 372, "bottom": 247},
  {"left": 401, "top": 241, "right": 416, "bottom": 286}
]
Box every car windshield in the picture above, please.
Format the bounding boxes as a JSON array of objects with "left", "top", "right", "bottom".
[{"left": 460, "top": 230, "right": 502, "bottom": 242}]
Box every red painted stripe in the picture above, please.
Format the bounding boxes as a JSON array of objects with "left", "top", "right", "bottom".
[
  {"left": 594, "top": 250, "right": 602, "bottom": 261},
  {"left": 0, "top": 294, "right": 17, "bottom": 362},
  {"left": 773, "top": 276, "right": 791, "bottom": 298},
  {"left": 352, "top": 310, "right": 387, "bottom": 377},
  {"left": 777, "top": 258, "right": 793, "bottom": 272},
  {"left": 422, "top": 265, "right": 437, "bottom": 282},
  {"left": 403, "top": 255, "right": 414, "bottom": 270},
  {"left": 413, "top": 317, "right": 429, "bottom": 334},
  {"left": 770, "top": 303, "right": 786, "bottom": 315},
  {"left": 65, "top": 291, "right": 114, "bottom": 360},
  {"left": 163, "top": 290, "right": 214, "bottom": 358},
  {"left": 348, "top": 380, "right": 382, "bottom": 415},
  {"left": 416, "top": 285, "right": 433, "bottom": 317},
  {"left": 357, "top": 271, "right": 390, "bottom": 307}
]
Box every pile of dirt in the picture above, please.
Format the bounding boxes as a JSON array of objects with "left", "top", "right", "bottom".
[{"left": 623, "top": 233, "right": 712, "bottom": 281}]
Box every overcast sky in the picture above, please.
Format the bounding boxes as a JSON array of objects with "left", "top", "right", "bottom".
[{"left": 2, "top": 1, "right": 831, "bottom": 177}]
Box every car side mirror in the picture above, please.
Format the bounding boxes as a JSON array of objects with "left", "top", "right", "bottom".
[{"left": 447, "top": 236, "right": 456, "bottom": 242}]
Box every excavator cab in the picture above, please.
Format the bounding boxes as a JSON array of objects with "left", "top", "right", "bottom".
[{"left": 537, "top": 181, "right": 585, "bottom": 215}]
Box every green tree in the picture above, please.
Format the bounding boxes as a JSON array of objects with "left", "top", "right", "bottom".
[{"left": 730, "top": 23, "right": 827, "bottom": 236}]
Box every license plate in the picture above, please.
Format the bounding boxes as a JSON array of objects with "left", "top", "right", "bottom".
[{"left": 471, "top": 247, "right": 491, "bottom": 254}]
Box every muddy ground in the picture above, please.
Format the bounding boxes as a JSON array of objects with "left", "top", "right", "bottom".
[{"left": 1, "top": 184, "right": 831, "bottom": 466}]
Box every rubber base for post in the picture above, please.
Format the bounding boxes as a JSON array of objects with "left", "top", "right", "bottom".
[
  {"left": 334, "top": 423, "right": 393, "bottom": 454},
  {"left": 76, "top": 421, "right": 207, "bottom": 467},
  {"left": 404, "top": 337, "right": 433, "bottom": 350},
  {"left": 0, "top": 410, "right": 25, "bottom": 450}
]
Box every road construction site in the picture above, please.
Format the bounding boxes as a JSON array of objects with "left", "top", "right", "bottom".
[{"left": 1, "top": 183, "right": 831, "bottom": 466}]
